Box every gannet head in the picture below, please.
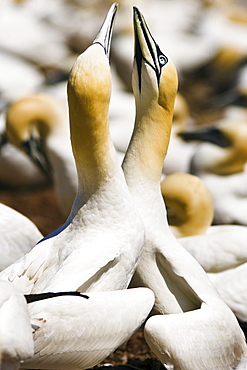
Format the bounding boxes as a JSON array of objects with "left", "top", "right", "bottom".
[
  {"left": 161, "top": 173, "right": 214, "bottom": 237},
  {"left": 123, "top": 7, "right": 178, "bottom": 184},
  {"left": 67, "top": 3, "right": 118, "bottom": 186},
  {"left": 5, "top": 94, "right": 66, "bottom": 182},
  {"left": 67, "top": 3, "right": 118, "bottom": 116},
  {"left": 132, "top": 6, "right": 178, "bottom": 118}
]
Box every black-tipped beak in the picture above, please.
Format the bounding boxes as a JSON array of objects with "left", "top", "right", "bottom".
[
  {"left": 22, "top": 134, "right": 53, "bottom": 184},
  {"left": 178, "top": 127, "right": 231, "bottom": 148},
  {"left": 133, "top": 6, "right": 168, "bottom": 90},
  {"left": 93, "top": 3, "right": 118, "bottom": 58}
]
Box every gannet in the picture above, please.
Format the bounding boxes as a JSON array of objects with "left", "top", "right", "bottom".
[
  {"left": 0, "top": 280, "right": 34, "bottom": 370},
  {"left": 22, "top": 287, "right": 154, "bottom": 370},
  {"left": 0, "top": 3, "right": 145, "bottom": 297},
  {"left": 0, "top": 203, "right": 43, "bottom": 271},
  {"left": 123, "top": 6, "right": 247, "bottom": 368},
  {"left": 5, "top": 93, "right": 77, "bottom": 218},
  {"left": 161, "top": 172, "right": 247, "bottom": 273},
  {"left": 179, "top": 119, "right": 247, "bottom": 225}
]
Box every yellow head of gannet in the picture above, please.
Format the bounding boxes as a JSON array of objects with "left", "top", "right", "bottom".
[
  {"left": 123, "top": 7, "right": 247, "bottom": 367},
  {"left": 67, "top": 3, "right": 117, "bottom": 202},
  {"left": 161, "top": 172, "right": 214, "bottom": 237},
  {"left": 5, "top": 93, "right": 68, "bottom": 183}
]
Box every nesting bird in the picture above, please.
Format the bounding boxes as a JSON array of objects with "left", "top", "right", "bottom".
[
  {"left": 4, "top": 93, "right": 77, "bottom": 218},
  {"left": 122, "top": 6, "right": 247, "bottom": 368}
]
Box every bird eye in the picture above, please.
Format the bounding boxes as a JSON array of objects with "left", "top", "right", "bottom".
[{"left": 159, "top": 55, "right": 168, "bottom": 66}]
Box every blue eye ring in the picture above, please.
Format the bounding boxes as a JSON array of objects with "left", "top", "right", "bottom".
[{"left": 159, "top": 55, "right": 168, "bottom": 66}]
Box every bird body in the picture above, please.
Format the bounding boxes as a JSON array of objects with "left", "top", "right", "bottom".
[
  {"left": 0, "top": 280, "right": 34, "bottom": 370},
  {"left": 123, "top": 6, "right": 247, "bottom": 368},
  {"left": 0, "top": 3, "right": 144, "bottom": 296},
  {"left": 208, "top": 262, "right": 247, "bottom": 322},
  {"left": 198, "top": 167, "right": 247, "bottom": 225},
  {"left": 0, "top": 203, "right": 43, "bottom": 271},
  {"left": 144, "top": 300, "right": 246, "bottom": 370},
  {"left": 179, "top": 225, "right": 247, "bottom": 273},
  {"left": 23, "top": 288, "right": 154, "bottom": 370}
]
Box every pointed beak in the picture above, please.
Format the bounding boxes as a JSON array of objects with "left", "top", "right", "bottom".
[
  {"left": 178, "top": 127, "right": 231, "bottom": 148},
  {"left": 133, "top": 6, "right": 167, "bottom": 89},
  {"left": 22, "top": 135, "right": 53, "bottom": 184},
  {"left": 93, "top": 3, "right": 118, "bottom": 58}
]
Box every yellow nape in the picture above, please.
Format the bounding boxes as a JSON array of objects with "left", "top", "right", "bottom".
[
  {"left": 67, "top": 44, "right": 114, "bottom": 175},
  {"left": 5, "top": 93, "right": 66, "bottom": 148},
  {"left": 161, "top": 172, "right": 214, "bottom": 237}
]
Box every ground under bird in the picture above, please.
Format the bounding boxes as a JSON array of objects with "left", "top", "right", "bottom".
[
  {"left": 0, "top": 280, "right": 34, "bottom": 370},
  {"left": 161, "top": 172, "right": 247, "bottom": 273},
  {"left": 0, "top": 3, "right": 145, "bottom": 296},
  {"left": 0, "top": 203, "right": 43, "bottom": 271},
  {"left": 122, "top": 7, "right": 247, "bottom": 368},
  {"left": 179, "top": 119, "right": 247, "bottom": 225},
  {"left": 4, "top": 93, "right": 77, "bottom": 218},
  {"left": 22, "top": 287, "right": 154, "bottom": 370}
]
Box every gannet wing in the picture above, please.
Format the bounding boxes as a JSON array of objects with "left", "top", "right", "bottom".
[{"left": 24, "top": 288, "right": 154, "bottom": 370}]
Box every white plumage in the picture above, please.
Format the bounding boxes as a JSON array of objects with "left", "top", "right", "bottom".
[
  {"left": 0, "top": 203, "right": 43, "bottom": 271},
  {"left": 23, "top": 288, "right": 154, "bottom": 370},
  {"left": 208, "top": 263, "right": 247, "bottom": 322},
  {"left": 0, "top": 280, "right": 34, "bottom": 370}
]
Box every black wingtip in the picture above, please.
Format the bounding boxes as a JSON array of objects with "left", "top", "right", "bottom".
[{"left": 25, "top": 291, "right": 89, "bottom": 304}]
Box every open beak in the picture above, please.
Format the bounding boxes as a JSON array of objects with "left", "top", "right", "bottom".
[{"left": 93, "top": 3, "right": 118, "bottom": 58}]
